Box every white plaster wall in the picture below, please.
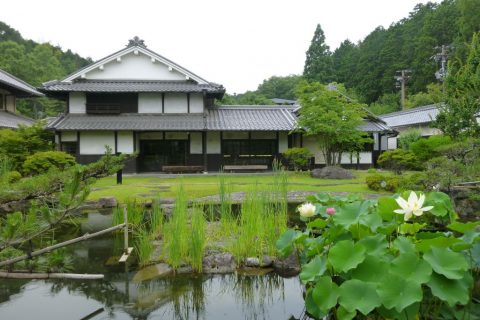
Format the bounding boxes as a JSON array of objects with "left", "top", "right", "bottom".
[
  {"left": 5, "top": 95, "right": 15, "bottom": 113},
  {"left": 118, "top": 131, "right": 134, "bottom": 153},
  {"left": 85, "top": 52, "right": 186, "bottom": 81},
  {"left": 139, "top": 132, "right": 163, "bottom": 140},
  {"left": 190, "top": 132, "right": 203, "bottom": 154},
  {"left": 278, "top": 132, "right": 288, "bottom": 152},
  {"left": 223, "top": 131, "right": 249, "bottom": 139},
  {"left": 190, "top": 94, "right": 204, "bottom": 113},
  {"left": 303, "top": 136, "right": 325, "bottom": 164},
  {"left": 207, "top": 131, "right": 220, "bottom": 154},
  {"left": 69, "top": 92, "right": 86, "bottom": 114},
  {"left": 165, "top": 132, "right": 188, "bottom": 140},
  {"left": 138, "top": 93, "right": 162, "bottom": 113},
  {"left": 396, "top": 125, "right": 441, "bottom": 137},
  {"left": 80, "top": 131, "right": 115, "bottom": 155},
  {"left": 61, "top": 131, "right": 77, "bottom": 142},
  {"left": 387, "top": 137, "right": 397, "bottom": 150},
  {"left": 358, "top": 152, "right": 372, "bottom": 164},
  {"left": 164, "top": 93, "right": 188, "bottom": 113}
]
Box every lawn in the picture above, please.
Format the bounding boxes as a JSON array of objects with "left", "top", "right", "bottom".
[{"left": 88, "top": 170, "right": 389, "bottom": 203}]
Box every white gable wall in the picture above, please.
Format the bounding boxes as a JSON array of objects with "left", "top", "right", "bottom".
[{"left": 85, "top": 52, "right": 186, "bottom": 81}]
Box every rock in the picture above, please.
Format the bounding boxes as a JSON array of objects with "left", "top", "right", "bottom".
[
  {"left": 273, "top": 252, "right": 300, "bottom": 277},
  {"left": 202, "top": 253, "right": 236, "bottom": 274},
  {"left": 237, "top": 268, "right": 274, "bottom": 276},
  {"left": 132, "top": 263, "right": 172, "bottom": 283},
  {"left": 310, "top": 166, "right": 354, "bottom": 180},
  {"left": 176, "top": 265, "right": 194, "bottom": 274},
  {"left": 98, "top": 197, "right": 117, "bottom": 208},
  {"left": 244, "top": 256, "right": 274, "bottom": 267}
]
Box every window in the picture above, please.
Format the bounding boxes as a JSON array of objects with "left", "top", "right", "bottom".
[
  {"left": 222, "top": 139, "right": 278, "bottom": 165},
  {"left": 86, "top": 93, "right": 138, "bottom": 114},
  {"left": 61, "top": 142, "right": 77, "bottom": 156}
]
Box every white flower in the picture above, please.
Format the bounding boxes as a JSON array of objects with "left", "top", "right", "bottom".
[
  {"left": 394, "top": 191, "right": 434, "bottom": 221},
  {"left": 298, "top": 202, "right": 316, "bottom": 218}
]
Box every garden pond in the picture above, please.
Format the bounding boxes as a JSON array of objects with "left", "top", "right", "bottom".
[{"left": 0, "top": 212, "right": 308, "bottom": 320}]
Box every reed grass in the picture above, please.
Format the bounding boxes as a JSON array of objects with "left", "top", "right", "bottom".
[
  {"left": 163, "top": 182, "right": 189, "bottom": 269},
  {"left": 150, "top": 198, "right": 164, "bottom": 238},
  {"left": 218, "top": 173, "right": 237, "bottom": 237},
  {"left": 189, "top": 202, "right": 206, "bottom": 272},
  {"left": 135, "top": 228, "right": 154, "bottom": 267}
]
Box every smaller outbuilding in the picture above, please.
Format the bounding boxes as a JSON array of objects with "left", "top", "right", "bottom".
[{"left": 0, "top": 69, "right": 43, "bottom": 129}]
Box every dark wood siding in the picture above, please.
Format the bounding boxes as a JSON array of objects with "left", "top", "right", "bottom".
[{"left": 86, "top": 93, "right": 138, "bottom": 114}]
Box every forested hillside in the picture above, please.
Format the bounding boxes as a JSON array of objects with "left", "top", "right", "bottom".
[
  {"left": 0, "top": 22, "right": 91, "bottom": 118},
  {"left": 224, "top": 0, "right": 480, "bottom": 114}
]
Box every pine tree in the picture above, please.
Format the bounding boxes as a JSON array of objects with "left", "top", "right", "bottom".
[{"left": 303, "top": 24, "right": 334, "bottom": 83}]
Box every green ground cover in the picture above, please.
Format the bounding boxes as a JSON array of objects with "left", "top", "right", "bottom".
[{"left": 89, "top": 171, "right": 390, "bottom": 202}]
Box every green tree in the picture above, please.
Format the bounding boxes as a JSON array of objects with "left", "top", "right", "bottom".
[
  {"left": 256, "top": 75, "right": 302, "bottom": 100},
  {"left": 219, "top": 91, "right": 273, "bottom": 105},
  {"left": 436, "top": 32, "right": 480, "bottom": 138},
  {"left": 303, "top": 24, "right": 334, "bottom": 83},
  {"left": 296, "top": 81, "right": 369, "bottom": 166},
  {"left": 332, "top": 40, "right": 358, "bottom": 87}
]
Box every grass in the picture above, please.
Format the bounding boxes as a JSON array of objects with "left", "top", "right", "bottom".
[
  {"left": 189, "top": 202, "right": 206, "bottom": 272},
  {"left": 89, "top": 170, "right": 388, "bottom": 203}
]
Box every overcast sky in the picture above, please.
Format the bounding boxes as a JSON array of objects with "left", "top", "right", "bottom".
[{"left": 1, "top": 0, "right": 441, "bottom": 93}]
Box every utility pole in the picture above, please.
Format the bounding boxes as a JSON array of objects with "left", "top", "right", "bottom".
[
  {"left": 395, "top": 69, "right": 411, "bottom": 110},
  {"left": 434, "top": 45, "right": 450, "bottom": 83}
]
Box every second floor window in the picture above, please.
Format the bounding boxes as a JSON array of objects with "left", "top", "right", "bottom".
[{"left": 86, "top": 93, "right": 138, "bottom": 114}]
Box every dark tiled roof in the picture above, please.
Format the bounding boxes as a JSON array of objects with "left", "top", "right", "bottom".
[
  {"left": 380, "top": 104, "right": 440, "bottom": 128},
  {"left": 0, "top": 69, "right": 43, "bottom": 97},
  {"left": 271, "top": 98, "right": 297, "bottom": 105},
  {"left": 41, "top": 80, "right": 224, "bottom": 94},
  {"left": 48, "top": 105, "right": 393, "bottom": 133},
  {"left": 0, "top": 110, "right": 35, "bottom": 128},
  {"left": 207, "top": 106, "right": 297, "bottom": 131}
]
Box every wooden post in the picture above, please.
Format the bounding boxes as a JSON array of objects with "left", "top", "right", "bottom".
[{"left": 119, "top": 205, "right": 133, "bottom": 263}]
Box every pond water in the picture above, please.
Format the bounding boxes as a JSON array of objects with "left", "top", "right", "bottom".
[{"left": 0, "top": 213, "right": 308, "bottom": 320}]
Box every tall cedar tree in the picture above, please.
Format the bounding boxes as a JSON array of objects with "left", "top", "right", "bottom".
[
  {"left": 436, "top": 32, "right": 480, "bottom": 138},
  {"left": 296, "top": 81, "right": 369, "bottom": 166},
  {"left": 303, "top": 24, "right": 334, "bottom": 84}
]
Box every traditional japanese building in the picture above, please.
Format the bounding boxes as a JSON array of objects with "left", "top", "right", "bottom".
[
  {"left": 43, "top": 37, "right": 393, "bottom": 172},
  {"left": 0, "top": 69, "right": 43, "bottom": 129}
]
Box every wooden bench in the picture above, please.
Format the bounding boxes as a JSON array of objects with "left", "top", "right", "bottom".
[
  {"left": 223, "top": 165, "right": 268, "bottom": 172},
  {"left": 162, "top": 166, "right": 204, "bottom": 173}
]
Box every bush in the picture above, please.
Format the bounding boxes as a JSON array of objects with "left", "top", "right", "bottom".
[
  {"left": 410, "top": 135, "right": 452, "bottom": 162},
  {"left": 282, "top": 147, "right": 312, "bottom": 171},
  {"left": 366, "top": 174, "right": 400, "bottom": 192},
  {"left": 23, "top": 151, "right": 76, "bottom": 175},
  {"left": 424, "top": 157, "right": 465, "bottom": 192},
  {"left": 377, "top": 149, "right": 420, "bottom": 174},
  {"left": 3, "top": 171, "right": 21, "bottom": 183},
  {"left": 398, "top": 129, "right": 422, "bottom": 150}
]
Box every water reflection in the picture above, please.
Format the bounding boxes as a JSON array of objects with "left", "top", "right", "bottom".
[{"left": 0, "top": 219, "right": 307, "bottom": 320}]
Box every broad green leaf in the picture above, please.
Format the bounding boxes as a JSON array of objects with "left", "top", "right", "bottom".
[
  {"left": 425, "top": 192, "right": 454, "bottom": 217},
  {"left": 307, "top": 218, "right": 328, "bottom": 230},
  {"left": 377, "top": 197, "right": 398, "bottom": 221},
  {"left": 359, "top": 212, "right": 383, "bottom": 232},
  {"left": 427, "top": 272, "right": 473, "bottom": 307},
  {"left": 393, "top": 236, "right": 415, "bottom": 254},
  {"left": 423, "top": 247, "right": 469, "bottom": 280},
  {"left": 339, "top": 279, "right": 381, "bottom": 315},
  {"left": 351, "top": 255, "right": 388, "bottom": 283},
  {"left": 447, "top": 221, "right": 480, "bottom": 234},
  {"left": 415, "top": 235, "right": 460, "bottom": 252},
  {"left": 299, "top": 255, "right": 327, "bottom": 283},
  {"left": 276, "top": 229, "right": 299, "bottom": 257},
  {"left": 390, "top": 252, "right": 432, "bottom": 284},
  {"left": 328, "top": 240, "right": 365, "bottom": 273},
  {"left": 460, "top": 230, "right": 480, "bottom": 245},
  {"left": 332, "top": 202, "right": 365, "bottom": 229},
  {"left": 311, "top": 276, "right": 340, "bottom": 313},
  {"left": 314, "top": 193, "right": 330, "bottom": 204},
  {"left": 305, "top": 288, "right": 327, "bottom": 319},
  {"left": 336, "top": 306, "right": 356, "bottom": 320},
  {"left": 377, "top": 273, "right": 423, "bottom": 312},
  {"left": 399, "top": 222, "right": 426, "bottom": 235},
  {"left": 471, "top": 241, "right": 480, "bottom": 268},
  {"left": 357, "top": 234, "right": 388, "bottom": 256},
  {"left": 377, "top": 223, "right": 397, "bottom": 236},
  {"left": 378, "top": 303, "right": 420, "bottom": 320}
]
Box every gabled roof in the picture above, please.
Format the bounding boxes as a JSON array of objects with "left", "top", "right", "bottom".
[
  {"left": 60, "top": 37, "right": 210, "bottom": 84},
  {"left": 0, "top": 69, "right": 43, "bottom": 97},
  {"left": 0, "top": 110, "right": 35, "bottom": 129},
  {"left": 271, "top": 98, "right": 297, "bottom": 105},
  {"left": 380, "top": 104, "right": 440, "bottom": 128}
]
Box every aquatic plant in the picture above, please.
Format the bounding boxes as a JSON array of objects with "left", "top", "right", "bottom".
[
  {"left": 135, "top": 228, "right": 154, "bottom": 267},
  {"left": 189, "top": 202, "right": 206, "bottom": 272},
  {"left": 150, "top": 198, "right": 164, "bottom": 237},
  {"left": 218, "top": 173, "right": 237, "bottom": 237},
  {"left": 277, "top": 191, "right": 480, "bottom": 319}
]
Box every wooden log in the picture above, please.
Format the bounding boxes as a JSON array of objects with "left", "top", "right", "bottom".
[
  {"left": 0, "top": 272, "right": 104, "bottom": 280},
  {"left": 0, "top": 223, "right": 125, "bottom": 268}
]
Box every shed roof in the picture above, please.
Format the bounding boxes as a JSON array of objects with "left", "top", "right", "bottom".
[
  {"left": 0, "top": 69, "right": 44, "bottom": 97},
  {"left": 380, "top": 104, "right": 440, "bottom": 128},
  {"left": 0, "top": 110, "right": 35, "bottom": 129}
]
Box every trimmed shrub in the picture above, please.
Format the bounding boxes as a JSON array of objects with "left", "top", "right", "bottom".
[
  {"left": 377, "top": 149, "right": 420, "bottom": 174},
  {"left": 23, "top": 151, "right": 76, "bottom": 175},
  {"left": 282, "top": 147, "right": 312, "bottom": 171},
  {"left": 3, "top": 171, "right": 21, "bottom": 183},
  {"left": 365, "top": 174, "right": 400, "bottom": 192},
  {"left": 410, "top": 135, "right": 452, "bottom": 162},
  {"left": 398, "top": 128, "right": 422, "bottom": 150}
]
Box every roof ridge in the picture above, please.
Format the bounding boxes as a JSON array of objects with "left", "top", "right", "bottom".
[{"left": 0, "top": 69, "right": 44, "bottom": 96}]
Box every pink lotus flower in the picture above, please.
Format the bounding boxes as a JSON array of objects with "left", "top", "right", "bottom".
[{"left": 326, "top": 207, "right": 336, "bottom": 216}]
